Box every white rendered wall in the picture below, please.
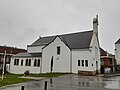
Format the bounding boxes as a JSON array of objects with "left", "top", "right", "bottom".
[
  {"left": 42, "top": 37, "right": 71, "bottom": 73},
  {"left": 115, "top": 44, "right": 120, "bottom": 65},
  {"left": 10, "top": 57, "right": 41, "bottom": 74},
  {"left": 90, "top": 34, "right": 100, "bottom": 72},
  {"left": 72, "top": 49, "right": 93, "bottom": 73},
  {"left": 27, "top": 45, "right": 44, "bottom": 53},
  {"left": 72, "top": 33, "right": 100, "bottom": 73}
]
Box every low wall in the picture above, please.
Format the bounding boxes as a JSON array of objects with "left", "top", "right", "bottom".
[{"left": 78, "top": 70, "right": 99, "bottom": 76}]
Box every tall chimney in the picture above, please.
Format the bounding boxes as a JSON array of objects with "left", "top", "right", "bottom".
[{"left": 93, "top": 15, "right": 99, "bottom": 35}]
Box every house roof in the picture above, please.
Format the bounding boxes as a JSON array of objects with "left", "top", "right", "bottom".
[
  {"left": 13, "top": 52, "right": 42, "bottom": 58},
  {"left": 100, "top": 47, "right": 115, "bottom": 58},
  {"left": 115, "top": 38, "right": 120, "bottom": 44},
  {"left": 108, "top": 53, "right": 115, "bottom": 58},
  {"left": 100, "top": 48, "right": 107, "bottom": 56},
  {"left": 0, "top": 45, "right": 26, "bottom": 54},
  {"left": 30, "top": 30, "right": 93, "bottom": 49}
]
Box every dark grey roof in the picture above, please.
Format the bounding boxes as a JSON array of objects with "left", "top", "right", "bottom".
[
  {"left": 31, "top": 36, "right": 55, "bottom": 46},
  {"left": 13, "top": 52, "right": 42, "bottom": 58},
  {"left": 100, "top": 48, "right": 107, "bottom": 56},
  {"left": 115, "top": 38, "right": 120, "bottom": 44},
  {"left": 30, "top": 30, "right": 93, "bottom": 49}
]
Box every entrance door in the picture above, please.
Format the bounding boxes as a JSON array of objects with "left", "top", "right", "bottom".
[
  {"left": 50, "top": 56, "right": 53, "bottom": 73},
  {"left": 96, "top": 61, "right": 98, "bottom": 74}
]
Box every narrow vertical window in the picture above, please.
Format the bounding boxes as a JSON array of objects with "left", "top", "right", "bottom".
[
  {"left": 25, "top": 59, "right": 31, "bottom": 66},
  {"left": 29, "top": 59, "right": 31, "bottom": 66},
  {"left": 82, "top": 60, "right": 84, "bottom": 67},
  {"left": 34, "top": 59, "right": 37, "bottom": 66},
  {"left": 14, "top": 59, "right": 16, "bottom": 65},
  {"left": 85, "top": 60, "right": 88, "bottom": 67},
  {"left": 17, "top": 59, "right": 19, "bottom": 65},
  {"left": 78, "top": 60, "right": 80, "bottom": 66},
  {"left": 14, "top": 59, "right": 19, "bottom": 65},
  {"left": 37, "top": 59, "right": 40, "bottom": 67},
  {"left": 34, "top": 59, "right": 40, "bottom": 67},
  {"left": 57, "top": 46, "right": 60, "bottom": 55},
  {"left": 25, "top": 59, "right": 28, "bottom": 66},
  {"left": 21, "top": 60, "right": 23, "bottom": 66}
]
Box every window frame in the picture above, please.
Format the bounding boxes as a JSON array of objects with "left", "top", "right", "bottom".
[
  {"left": 14, "top": 59, "right": 19, "bottom": 65},
  {"left": 25, "top": 59, "right": 28, "bottom": 66},
  {"left": 57, "top": 46, "right": 60, "bottom": 55},
  {"left": 34, "top": 59, "right": 37, "bottom": 66},
  {"left": 82, "top": 60, "right": 84, "bottom": 67},
  {"left": 37, "top": 59, "right": 40, "bottom": 67},
  {"left": 25, "top": 59, "right": 31, "bottom": 66},
  {"left": 14, "top": 59, "right": 16, "bottom": 65},
  {"left": 21, "top": 59, "right": 23, "bottom": 66},
  {"left": 85, "top": 60, "right": 88, "bottom": 67},
  {"left": 34, "top": 59, "right": 40, "bottom": 67},
  {"left": 78, "top": 60, "right": 80, "bottom": 66},
  {"left": 28, "top": 59, "right": 31, "bottom": 66}
]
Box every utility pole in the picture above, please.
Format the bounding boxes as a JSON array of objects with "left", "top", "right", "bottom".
[{"left": 1, "top": 51, "right": 6, "bottom": 81}]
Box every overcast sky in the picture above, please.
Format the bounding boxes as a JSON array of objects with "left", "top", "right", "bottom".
[{"left": 0, "top": 0, "right": 120, "bottom": 54}]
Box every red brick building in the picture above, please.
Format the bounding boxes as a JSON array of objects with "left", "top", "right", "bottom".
[
  {"left": 0, "top": 46, "right": 26, "bottom": 73},
  {"left": 100, "top": 48, "right": 116, "bottom": 74}
]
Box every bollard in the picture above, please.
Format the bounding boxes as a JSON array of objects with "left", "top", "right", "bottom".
[
  {"left": 50, "top": 78, "right": 52, "bottom": 84},
  {"left": 44, "top": 81, "right": 47, "bottom": 90},
  {"left": 50, "top": 78, "right": 53, "bottom": 87},
  {"left": 21, "top": 86, "right": 25, "bottom": 90}
]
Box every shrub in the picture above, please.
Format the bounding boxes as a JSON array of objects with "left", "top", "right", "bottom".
[{"left": 24, "top": 70, "right": 30, "bottom": 76}]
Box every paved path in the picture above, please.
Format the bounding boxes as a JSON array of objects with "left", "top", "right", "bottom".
[{"left": 0, "top": 74, "right": 120, "bottom": 90}]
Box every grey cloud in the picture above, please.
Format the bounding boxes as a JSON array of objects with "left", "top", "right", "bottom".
[{"left": 0, "top": 0, "right": 120, "bottom": 54}]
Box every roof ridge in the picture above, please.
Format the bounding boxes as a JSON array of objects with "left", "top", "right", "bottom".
[
  {"left": 41, "top": 30, "right": 93, "bottom": 38},
  {"left": 115, "top": 38, "right": 120, "bottom": 44},
  {"left": 0, "top": 45, "right": 26, "bottom": 50}
]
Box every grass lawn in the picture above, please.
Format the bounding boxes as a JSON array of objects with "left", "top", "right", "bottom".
[
  {"left": 0, "top": 73, "right": 31, "bottom": 87},
  {"left": 0, "top": 73, "right": 68, "bottom": 87},
  {"left": 28, "top": 73, "right": 68, "bottom": 77}
]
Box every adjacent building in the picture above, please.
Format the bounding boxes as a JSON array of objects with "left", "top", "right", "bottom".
[
  {"left": 10, "top": 16, "right": 101, "bottom": 75},
  {"left": 115, "top": 39, "right": 120, "bottom": 65},
  {"left": 100, "top": 48, "right": 116, "bottom": 74},
  {"left": 0, "top": 46, "right": 26, "bottom": 73},
  {"left": 115, "top": 38, "right": 120, "bottom": 72}
]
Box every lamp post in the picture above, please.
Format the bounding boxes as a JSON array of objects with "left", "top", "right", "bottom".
[{"left": 1, "top": 51, "right": 6, "bottom": 81}]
